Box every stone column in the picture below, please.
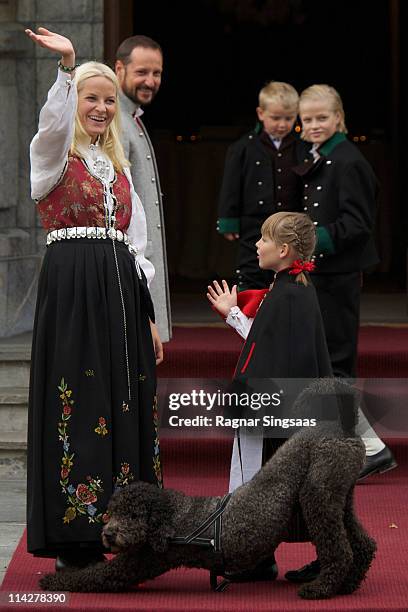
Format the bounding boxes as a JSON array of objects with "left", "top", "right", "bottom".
[{"left": 0, "top": 0, "right": 104, "bottom": 337}]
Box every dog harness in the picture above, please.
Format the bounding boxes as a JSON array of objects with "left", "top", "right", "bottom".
[{"left": 170, "top": 493, "right": 231, "bottom": 591}]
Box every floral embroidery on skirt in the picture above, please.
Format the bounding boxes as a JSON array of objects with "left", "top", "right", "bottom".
[{"left": 58, "top": 378, "right": 105, "bottom": 524}]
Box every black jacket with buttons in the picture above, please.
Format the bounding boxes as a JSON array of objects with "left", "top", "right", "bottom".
[
  {"left": 293, "top": 137, "right": 379, "bottom": 274},
  {"left": 217, "top": 130, "right": 310, "bottom": 240}
]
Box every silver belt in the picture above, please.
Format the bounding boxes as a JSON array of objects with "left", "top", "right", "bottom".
[{"left": 46, "top": 226, "right": 138, "bottom": 257}]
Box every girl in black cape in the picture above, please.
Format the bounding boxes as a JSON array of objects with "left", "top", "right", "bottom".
[{"left": 207, "top": 211, "right": 332, "bottom": 581}]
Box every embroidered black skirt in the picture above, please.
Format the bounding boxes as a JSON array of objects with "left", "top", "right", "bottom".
[{"left": 27, "top": 239, "right": 162, "bottom": 557}]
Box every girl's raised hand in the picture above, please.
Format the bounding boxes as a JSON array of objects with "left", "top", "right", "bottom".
[
  {"left": 207, "top": 280, "right": 237, "bottom": 318},
  {"left": 25, "top": 27, "right": 75, "bottom": 64}
]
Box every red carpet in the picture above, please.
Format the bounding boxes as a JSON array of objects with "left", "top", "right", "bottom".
[
  {"left": 158, "top": 326, "right": 408, "bottom": 378},
  {"left": 2, "top": 326, "right": 408, "bottom": 610},
  {"left": 1, "top": 438, "right": 408, "bottom": 611}
]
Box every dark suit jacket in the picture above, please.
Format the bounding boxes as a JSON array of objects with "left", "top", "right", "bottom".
[
  {"left": 217, "top": 130, "right": 310, "bottom": 240},
  {"left": 293, "top": 137, "right": 379, "bottom": 274}
]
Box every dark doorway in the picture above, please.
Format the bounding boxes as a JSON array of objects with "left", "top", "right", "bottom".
[
  {"left": 120, "top": 0, "right": 403, "bottom": 290},
  {"left": 136, "top": 0, "right": 389, "bottom": 134}
]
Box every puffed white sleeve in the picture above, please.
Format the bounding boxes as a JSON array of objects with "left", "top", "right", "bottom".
[
  {"left": 226, "top": 306, "right": 253, "bottom": 339},
  {"left": 124, "top": 167, "right": 155, "bottom": 286},
  {"left": 30, "top": 69, "right": 77, "bottom": 200}
]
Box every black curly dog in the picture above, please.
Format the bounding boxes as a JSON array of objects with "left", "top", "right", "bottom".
[{"left": 40, "top": 381, "right": 376, "bottom": 599}]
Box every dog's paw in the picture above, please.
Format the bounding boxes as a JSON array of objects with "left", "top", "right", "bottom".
[
  {"left": 40, "top": 572, "right": 67, "bottom": 591},
  {"left": 298, "top": 581, "right": 334, "bottom": 600}
]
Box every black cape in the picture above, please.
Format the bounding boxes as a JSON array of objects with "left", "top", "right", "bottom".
[
  {"left": 231, "top": 269, "right": 333, "bottom": 542},
  {"left": 234, "top": 268, "right": 332, "bottom": 381}
]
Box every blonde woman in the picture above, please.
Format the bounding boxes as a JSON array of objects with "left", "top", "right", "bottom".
[{"left": 25, "top": 28, "right": 163, "bottom": 571}]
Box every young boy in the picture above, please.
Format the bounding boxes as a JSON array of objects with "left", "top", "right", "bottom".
[{"left": 217, "top": 81, "right": 309, "bottom": 290}]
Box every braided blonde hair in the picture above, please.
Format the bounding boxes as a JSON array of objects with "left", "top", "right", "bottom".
[{"left": 261, "top": 212, "right": 316, "bottom": 286}]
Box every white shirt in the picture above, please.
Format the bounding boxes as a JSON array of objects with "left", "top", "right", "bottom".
[
  {"left": 29, "top": 69, "right": 155, "bottom": 286},
  {"left": 225, "top": 306, "right": 253, "bottom": 339},
  {"left": 268, "top": 135, "right": 282, "bottom": 149},
  {"left": 310, "top": 143, "right": 321, "bottom": 163}
]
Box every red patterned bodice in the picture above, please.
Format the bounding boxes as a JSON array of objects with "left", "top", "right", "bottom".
[{"left": 37, "top": 156, "right": 132, "bottom": 231}]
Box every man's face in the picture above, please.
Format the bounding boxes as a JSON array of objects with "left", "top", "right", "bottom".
[{"left": 116, "top": 47, "right": 163, "bottom": 106}]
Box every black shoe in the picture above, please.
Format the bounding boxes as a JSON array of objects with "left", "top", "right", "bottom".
[
  {"left": 223, "top": 556, "right": 278, "bottom": 583},
  {"left": 55, "top": 551, "right": 106, "bottom": 572},
  {"left": 358, "top": 446, "right": 397, "bottom": 482},
  {"left": 285, "top": 559, "right": 320, "bottom": 583}
]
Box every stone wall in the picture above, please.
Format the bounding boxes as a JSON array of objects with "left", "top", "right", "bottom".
[{"left": 0, "top": 0, "right": 104, "bottom": 336}]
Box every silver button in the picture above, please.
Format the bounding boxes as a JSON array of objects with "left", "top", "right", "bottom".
[
  {"left": 313, "top": 221, "right": 318, "bottom": 226},
  {"left": 249, "top": 135, "right": 254, "bottom": 139},
  {"left": 151, "top": 177, "right": 156, "bottom": 183},
  {"left": 319, "top": 253, "right": 324, "bottom": 258},
  {"left": 277, "top": 168, "right": 282, "bottom": 173},
  {"left": 258, "top": 181, "right": 263, "bottom": 186},
  {"left": 303, "top": 206, "right": 308, "bottom": 211},
  {"left": 146, "top": 154, "right": 151, "bottom": 160},
  {"left": 259, "top": 200, "right": 264, "bottom": 205},
  {"left": 277, "top": 152, "right": 282, "bottom": 158},
  {"left": 256, "top": 160, "right": 261, "bottom": 165},
  {"left": 155, "top": 200, "right": 159, "bottom": 205},
  {"left": 277, "top": 202, "right": 282, "bottom": 207},
  {"left": 304, "top": 184, "right": 308, "bottom": 188},
  {"left": 236, "top": 269, "right": 240, "bottom": 273},
  {"left": 157, "top": 224, "right": 161, "bottom": 229},
  {"left": 139, "top": 132, "right": 144, "bottom": 137},
  {"left": 326, "top": 160, "right": 332, "bottom": 165},
  {"left": 304, "top": 196, "right": 308, "bottom": 200},
  {"left": 313, "top": 202, "right": 319, "bottom": 207},
  {"left": 277, "top": 185, "right": 282, "bottom": 190},
  {"left": 316, "top": 185, "right": 322, "bottom": 190},
  {"left": 304, "top": 158, "right": 309, "bottom": 162}
]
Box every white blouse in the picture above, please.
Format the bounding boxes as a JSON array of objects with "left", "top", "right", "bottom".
[{"left": 30, "top": 69, "right": 155, "bottom": 286}]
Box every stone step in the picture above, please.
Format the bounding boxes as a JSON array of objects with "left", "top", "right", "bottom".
[
  {"left": 0, "top": 347, "right": 31, "bottom": 388},
  {"left": 0, "top": 386, "right": 28, "bottom": 479},
  {"left": 0, "top": 448, "right": 27, "bottom": 479},
  {"left": 0, "top": 431, "right": 26, "bottom": 449},
  {"left": 0, "top": 430, "right": 27, "bottom": 479},
  {"left": 0, "top": 387, "right": 28, "bottom": 434}
]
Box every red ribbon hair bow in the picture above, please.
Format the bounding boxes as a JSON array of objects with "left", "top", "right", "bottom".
[{"left": 289, "top": 259, "right": 316, "bottom": 275}]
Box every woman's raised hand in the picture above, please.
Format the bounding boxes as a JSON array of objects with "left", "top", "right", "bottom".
[
  {"left": 25, "top": 27, "right": 75, "bottom": 66},
  {"left": 207, "top": 280, "right": 237, "bottom": 318}
]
